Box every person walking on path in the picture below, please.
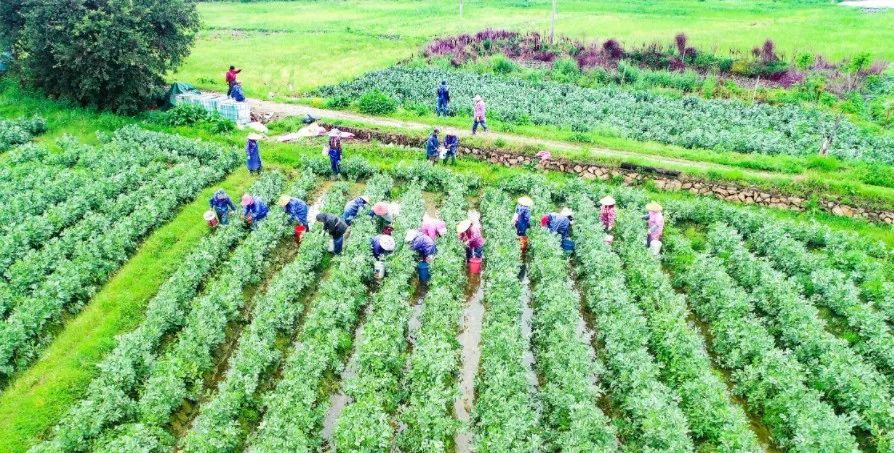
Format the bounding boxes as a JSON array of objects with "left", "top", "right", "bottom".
[
  {"left": 472, "top": 95, "right": 488, "bottom": 134},
  {"left": 226, "top": 65, "right": 242, "bottom": 97},
  {"left": 317, "top": 212, "right": 349, "bottom": 255},
  {"left": 279, "top": 195, "right": 310, "bottom": 229},
  {"left": 209, "top": 189, "right": 237, "bottom": 225},
  {"left": 241, "top": 193, "right": 269, "bottom": 229},
  {"left": 443, "top": 134, "right": 458, "bottom": 165},
  {"left": 643, "top": 202, "right": 665, "bottom": 255},
  {"left": 426, "top": 129, "right": 440, "bottom": 163},
  {"left": 600, "top": 196, "right": 616, "bottom": 232},
  {"left": 342, "top": 195, "right": 370, "bottom": 226},
  {"left": 420, "top": 214, "right": 447, "bottom": 240},
  {"left": 246, "top": 134, "right": 262, "bottom": 174},
  {"left": 457, "top": 219, "right": 485, "bottom": 262},
  {"left": 436, "top": 80, "right": 450, "bottom": 116},
  {"left": 328, "top": 129, "right": 343, "bottom": 176}
]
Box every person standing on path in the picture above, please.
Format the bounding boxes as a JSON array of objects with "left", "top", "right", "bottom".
[
  {"left": 472, "top": 95, "right": 488, "bottom": 134},
  {"left": 426, "top": 129, "right": 440, "bottom": 163},
  {"left": 443, "top": 133, "right": 458, "bottom": 165},
  {"left": 246, "top": 134, "right": 262, "bottom": 174},
  {"left": 209, "top": 189, "right": 237, "bottom": 225},
  {"left": 436, "top": 80, "right": 450, "bottom": 116},
  {"left": 328, "top": 129, "right": 343, "bottom": 176},
  {"left": 226, "top": 65, "right": 242, "bottom": 97}
]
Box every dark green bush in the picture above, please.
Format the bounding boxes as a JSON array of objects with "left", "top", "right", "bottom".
[{"left": 357, "top": 90, "right": 397, "bottom": 115}]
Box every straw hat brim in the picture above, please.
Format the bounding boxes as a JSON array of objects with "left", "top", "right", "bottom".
[
  {"left": 277, "top": 195, "right": 291, "bottom": 208},
  {"left": 646, "top": 202, "right": 663, "bottom": 212},
  {"left": 456, "top": 220, "right": 472, "bottom": 234},
  {"left": 600, "top": 196, "right": 616, "bottom": 206},
  {"left": 247, "top": 133, "right": 263, "bottom": 141},
  {"left": 518, "top": 196, "right": 534, "bottom": 207}
]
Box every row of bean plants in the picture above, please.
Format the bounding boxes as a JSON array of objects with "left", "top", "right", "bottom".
[
  {"left": 706, "top": 224, "right": 894, "bottom": 448},
  {"left": 570, "top": 194, "right": 694, "bottom": 451},
  {"left": 661, "top": 231, "right": 858, "bottom": 451},
  {"left": 0, "top": 115, "right": 45, "bottom": 151},
  {"left": 90, "top": 171, "right": 311, "bottom": 449},
  {"left": 612, "top": 213, "right": 761, "bottom": 451},
  {"left": 526, "top": 196, "right": 618, "bottom": 450},
  {"left": 245, "top": 174, "right": 393, "bottom": 452},
  {"left": 332, "top": 185, "right": 426, "bottom": 450},
  {"left": 180, "top": 181, "right": 348, "bottom": 452},
  {"left": 316, "top": 67, "right": 894, "bottom": 165},
  {"left": 0, "top": 156, "right": 236, "bottom": 377},
  {"left": 472, "top": 189, "right": 542, "bottom": 451},
  {"left": 32, "top": 172, "right": 285, "bottom": 453},
  {"left": 395, "top": 179, "right": 467, "bottom": 452},
  {"left": 745, "top": 223, "right": 894, "bottom": 380}
]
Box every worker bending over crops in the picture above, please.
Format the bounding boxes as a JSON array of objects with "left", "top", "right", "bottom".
[
  {"left": 316, "top": 212, "right": 349, "bottom": 255},
  {"left": 457, "top": 219, "right": 485, "bottom": 262},
  {"left": 443, "top": 134, "right": 458, "bottom": 165},
  {"left": 513, "top": 196, "right": 533, "bottom": 251},
  {"left": 472, "top": 95, "right": 488, "bottom": 134},
  {"left": 600, "top": 196, "right": 616, "bottom": 232},
  {"left": 328, "top": 129, "right": 343, "bottom": 176},
  {"left": 371, "top": 234, "right": 396, "bottom": 279},
  {"left": 426, "top": 129, "right": 440, "bottom": 163},
  {"left": 342, "top": 195, "right": 370, "bottom": 226},
  {"left": 406, "top": 229, "right": 437, "bottom": 263},
  {"left": 419, "top": 214, "right": 447, "bottom": 240},
  {"left": 209, "top": 189, "right": 236, "bottom": 225},
  {"left": 436, "top": 80, "right": 450, "bottom": 116},
  {"left": 643, "top": 202, "right": 665, "bottom": 256},
  {"left": 370, "top": 201, "right": 397, "bottom": 235},
  {"left": 246, "top": 134, "right": 263, "bottom": 174},
  {"left": 279, "top": 195, "right": 310, "bottom": 229},
  {"left": 241, "top": 193, "right": 269, "bottom": 229},
  {"left": 542, "top": 207, "right": 575, "bottom": 253}
]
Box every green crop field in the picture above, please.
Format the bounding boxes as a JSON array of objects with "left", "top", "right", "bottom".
[{"left": 1, "top": 1, "right": 894, "bottom": 452}]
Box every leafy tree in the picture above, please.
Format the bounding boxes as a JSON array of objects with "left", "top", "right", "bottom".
[{"left": 2, "top": 0, "right": 199, "bottom": 114}]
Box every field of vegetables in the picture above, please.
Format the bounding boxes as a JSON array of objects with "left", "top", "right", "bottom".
[
  {"left": 0, "top": 128, "right": 886, "bottom": 452},
  {"left": 317, "top": 67, "right": 894, "bottom": 166}
]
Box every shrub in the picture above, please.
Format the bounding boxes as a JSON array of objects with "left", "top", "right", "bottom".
[
  {"left": 491, "top": 55, "right": 516, "bottom": 75},
  {"left": 357, "top": 90, "right": 397, "bottom": 115},
  {"left": 324, "top": 95, "right": 352, "bottom": 109},
  {"left": 163, "top": 104, "right": 209, "bottom": 126}
]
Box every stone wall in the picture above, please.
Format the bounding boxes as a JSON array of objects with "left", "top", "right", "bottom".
[{"left": 325, "top": 124, "right": 894, "bottom": 225}]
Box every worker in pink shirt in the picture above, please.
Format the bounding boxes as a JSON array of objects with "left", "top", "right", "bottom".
[
  {"left": 226, "top": 65, "right": 242, "bottom": 97},
  {"left": 457, "top": 219, "right": 485, "bottom": 262},
  {"left": 599, "top": 196, "right": 616, "bottom": 232},
  {"left": 643, "top": 202, "right": 664, "bottom": 256},
  {"left": 472, "top": 95, "right": 488, "bottom": 134},
  {"left": 419, "top": 214, "right": 447, "bottom": 240}
]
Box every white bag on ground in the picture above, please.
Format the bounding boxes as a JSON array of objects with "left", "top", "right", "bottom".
[
  {"left": 328, "top": 239, "right": 335, "bottom": 252},
  {"left": 374, "top": 260, "right": 385, "bottom": 280},
  {"left": 650, "top": 240, "right": 663, "bottom": 257}
]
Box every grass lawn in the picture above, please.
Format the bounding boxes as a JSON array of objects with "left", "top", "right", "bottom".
[{"left": 179, "top": 0, "right": 894, "bottom": 98}]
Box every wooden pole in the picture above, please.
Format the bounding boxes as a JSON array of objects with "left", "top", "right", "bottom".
[{"left": 550, "top": 0, "right": 557, "bottom": 44}]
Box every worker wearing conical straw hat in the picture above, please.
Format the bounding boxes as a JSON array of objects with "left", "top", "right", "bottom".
[
  {"left": 643, "top": 202, "right": 664, "bottom": 256},
  {"left": 278, "top": 194, "right": 310, "bottom": 229},
  {"left": 599, "top": 195, "right": 616, "bottom": 233},
  {"left": 341, "top": 195, "right": 370, "bottom": 226}
]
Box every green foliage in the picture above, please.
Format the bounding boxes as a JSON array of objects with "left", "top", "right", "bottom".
[
  {"left": 4, "top": 0, "right": 199, "bottom": 114},
  {"left": 491, "top": 54, "right": 517, "bottom": 75},
  {"left": 358, "top": 90, "right": 398, "bottom": 115},
  {"left": 0, "top": 115, "right": 46, "bottom": 150},
  {"left": 550, "top": 57, "right": 580, "bottom": 83},
  {"left": 157, "top": 103, "right": 234, "bottom": 133},
  {"left": 324, "top": 95, "right": 353, "bottom": 109}
]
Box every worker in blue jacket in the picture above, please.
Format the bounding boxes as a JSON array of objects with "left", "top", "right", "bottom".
[
  {"left": 436, "top": 80, "right": 450, "bottom": 116},
  {"left": 371, "top": 234, "right": 396, "bottom": 260},
  {"left": 317, "top": 212, "right": 348, "bottom": 255},
  {"left": 278, "top": 195, "right": 309, "bottom": 229},
  {"left": 542, "top": 207, "right": 575, "bottom": 252},
  {"left": 209, "top": 189, "right": 236, "bottom": 225},
  {"left": 426, "top": 129, "right": 440, "bottom": 163},
  {"left": 443, "top": 134, "right": 458, "bottom": 165},
  {"left": 246, "top": 134, "right": 263, "bottom": 174},
  {"left": 512, "top": 196, "right": 533, "bottom": 237},
  {"left": 405, "top": 229, "right": 437, "bottom": 263},
  {"left": 241, "top": 193, "right": 269, "bottom": 228},
  {"left": 342, "top": 195, "right": 370, "bottom": 225}
]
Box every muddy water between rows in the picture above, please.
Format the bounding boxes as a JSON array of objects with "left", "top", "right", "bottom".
[{"left": 453, "top": 276, "right": 484, "bottom": 453}]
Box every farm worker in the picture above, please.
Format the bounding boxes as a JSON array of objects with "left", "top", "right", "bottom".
[
  {"left": 316, "top": 212, "right": 349, "bottom": 255},
  {"left": 436, "top": 80, "right": 450, "bottom": 116},
  {"left": 226, "top": 65, "right": 242, "bottom": 97},
  {"left": 370, "top": 202, "right": 396, "bottom": 235},
  {"left": 512, "top": 196, "right": 533, "bottom": 237},
  {"left": 420, "top": 214, "right": 447, "bottom": 240},
  {"left": 443, "top": 134, "right": 458, "bottom": 165},
  {"left": 278, "top": 195, "right": 309, "bottom": 228},
  {"left": 209, "top": 189, "right": 237, "bottom": 225},
  {"left": 472, "top": 95, "right": 488, "bottom": 135},
  {"left": 405, "top": 229, "right": 437, "bottom": 264},
  {"left": 328, "top": 129, "right": 343, "bottom": 176},
  {"left": 241, "top": 193, "right": 269, "bottom": 228},
  {"left": 370, "top": 234, "right": 396, "bottom": 260},
  {"left": 543, "top": 208, "right": 574, "bottom": 252},
  {"left": 342, "top": 195, "right": 370, "bottom": 226},
  {"left": 644, "top": 202, "right": 665, "bottom": 254},
  {"left": 246, "top": 134, "right": 262, "bottom": 174},
  {"left": 600, "top": 196, "right": 616, "bottom": 232},
  {"left": 426, "top": 129, "right": 440, "bottom": 163},
  {"left": 457, "top": 219, "right": 485, "bottom": 262},
  {"left": 230, "top": 83, "right": 246, "bottom": 102}
]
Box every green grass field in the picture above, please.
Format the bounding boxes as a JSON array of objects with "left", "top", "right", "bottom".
[{"left": 178, "top": 0, "right": 894, "bottom": 98}]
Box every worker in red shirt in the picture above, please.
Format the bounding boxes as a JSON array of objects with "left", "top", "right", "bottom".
[{"left": 226, "top": 65, "right": 241, "bottom": 97}]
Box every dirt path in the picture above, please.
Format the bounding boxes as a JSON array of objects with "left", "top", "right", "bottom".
[{"left": 236, "top": 95, "right": 778, "bottom": 180}]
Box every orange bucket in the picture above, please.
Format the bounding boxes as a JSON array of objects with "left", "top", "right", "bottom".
[
  {"left": 468, "top": 257, "right": 482, "bottom": 274},
  {"left": 519, "top": 236, "right": 528, "bottom": 252},
  {"left": 204, "top": 210, "right": 219, "bottom": 228},
  {"left": 294, "top": 224, "right": 306, "bottom": 243}
]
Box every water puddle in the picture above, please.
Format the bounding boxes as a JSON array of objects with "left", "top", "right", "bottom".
[
  {"left": 454, "top": 277, "right": 484, "bottom": 453},
  {"left": 321, "top": 303, "right": 372, "bottom": 445},
  {"left": 407, "top": 296, "right": 425, "bottom": 349},
  {"left": 518, "top": 267, "right": 539, "bottom": 389}
]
